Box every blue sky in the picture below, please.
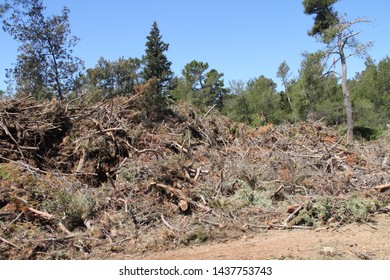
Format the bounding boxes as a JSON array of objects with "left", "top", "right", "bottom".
[{"left": 1, "top": 0, "right": 389, "bottom": 91}]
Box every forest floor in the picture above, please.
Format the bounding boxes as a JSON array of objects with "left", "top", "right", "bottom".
[{"left": 1, "top": 95, "right": 389, "bottom": 260}]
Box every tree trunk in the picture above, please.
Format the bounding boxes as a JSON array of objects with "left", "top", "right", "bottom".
[{"left": 339, "top": 43, "right": 354, "bottom": 142}]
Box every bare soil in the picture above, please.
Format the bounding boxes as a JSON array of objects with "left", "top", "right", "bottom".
[{"left": 137, "top": 214, "right": 390, "bottom": 260}]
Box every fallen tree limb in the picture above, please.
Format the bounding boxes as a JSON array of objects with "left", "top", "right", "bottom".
[
  {"left": 26, "top": 207, "right": 54, "bottom": 221},
  {"left": 283, "top": 202, "right": 306, "bottom": 226},
  {"left": 373, "top": 183, "right": 390, "bottom": 192},
  {"left": 244, "top": 223, "right": 313, "bottom": 230},
  {"left": 0, "top": 120, "right": 25, "bottom": 159},
  {"left": 194, "top": 167, "right": 201, "bottom": 182},
  {"left": 149, "top": 182, "right": 189, "bottom": 211},
  {"left": 0, "top": 235, "right": 21, "bottom": 249},
  {"left": 161, "top": 214, "right": 181, "bottom": 232}
]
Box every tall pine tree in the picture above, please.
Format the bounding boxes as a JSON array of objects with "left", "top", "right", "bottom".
[{"left": 142, "top": 21, "right": 173, "bottom": 96}]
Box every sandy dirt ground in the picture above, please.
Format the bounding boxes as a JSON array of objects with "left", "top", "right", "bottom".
[{"left": 134, "top": 214, "right": 390, "bottom": 260}]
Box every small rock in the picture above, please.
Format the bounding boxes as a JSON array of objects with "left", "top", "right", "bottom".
[{"left": 322, "top": 246, "right": 336, "bottom": 256}]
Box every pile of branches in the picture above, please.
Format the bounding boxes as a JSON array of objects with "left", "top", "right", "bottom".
[
  {"left": 0, "top": 96, "right": 72, "bottom": 168},
  {"left": 238, "top": 122, "right": 390, "bottom": 195},
  {"left": 0, "top": 95, "right": 389, "bottom": 259}
]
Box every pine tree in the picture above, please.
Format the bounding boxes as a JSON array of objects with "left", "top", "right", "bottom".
[
  {"left": 303, "top": 0, "right": 372, "bottom": 142},
  {"left": 142, "top": 21, "right": 173, "bottom": 96}
]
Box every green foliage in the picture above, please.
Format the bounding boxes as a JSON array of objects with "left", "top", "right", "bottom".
[
  {"left": 292, "top": 196, "right": 384, "bottom": 226},
  {"left": 142, "top": 21, "right": 173, "bottom": 96},
  {"left": 41, "top": 190, "right": 93, "bottom": 230},
  {"left": 289, "top": 51, "right": 343, "bottom": 124},
  {"left": 85, "top": 56, "right": 142, "bottom": 100},
  {"left": 233, "top": 180, "right": 274, "bottom": 209},
  {"left": 140, "top": 77, "right": 168, "bottom": 117},
  {"left": 353, "top": 126, "right": 380, "bottom": 141},
  {"left": 174, "top": 60, "right": 226, "bottom": 111},
  {"left": 303, "top": 0, "right": 339, "bottom": 42},
  {"left": 222, "top": 76, "right": 285, "bottom": 126},
  {"left": 3, "top": 0, "right": 84, "bottom": 99},
  {"left": 350, "top": 57, "right": 390, "bottom": 129}
]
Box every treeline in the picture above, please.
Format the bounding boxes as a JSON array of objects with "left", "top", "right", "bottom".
[{"left": 1, "top": 0, "right": 389, "bottom": 138}]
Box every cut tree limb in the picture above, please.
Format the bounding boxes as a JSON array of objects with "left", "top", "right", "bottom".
[
  {"left": 161, "top": 214, "right": 181, "bottom": 231},
  {"left": 26, "top": 207, "right": 54, "bottom": 220},
  {"left": 149, "top": 182, "right": 189, "bottom": 211},
  {"left": 283, "top": 202, "right": 306, "bottom": 226},
  {"left": 373, "top": 183, "right": 390, "bottom": 192},
  {"left": 0, "top": 236, "right": 21, "bottom": 249}
]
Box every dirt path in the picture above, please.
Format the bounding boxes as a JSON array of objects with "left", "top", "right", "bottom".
[{"left": 137, "top": 214, "right": 390, "bottom": 260}]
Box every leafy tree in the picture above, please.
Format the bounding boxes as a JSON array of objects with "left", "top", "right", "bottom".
[
  {"left": 113, "top": 57, "right": 142, "bottom": 96},
  {"left": 303, "top": 0, "right": 372, "bottom": 141},
  {"left": 292, "top": 51, "right": 326, "bottom": 119},
  {"left": 3, "top": 0, "right": 84, "bottom": 99},
  {"left": 0, "top": 2, "right": 8, "bottom": 17}
]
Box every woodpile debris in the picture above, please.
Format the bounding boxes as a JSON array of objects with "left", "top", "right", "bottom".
[{"left": 0, "top": 96, "right": 389, "bottom": 259}]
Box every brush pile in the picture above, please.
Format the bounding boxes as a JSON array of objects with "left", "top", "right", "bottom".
[{"left": 0, "top": 96, "right": 389, "bottom": 259}]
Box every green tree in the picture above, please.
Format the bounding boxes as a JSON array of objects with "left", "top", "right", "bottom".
[
  {"left": 3, "top": 0, "right": 84, "bottom": 99},
  {"left": 277, "top": 60, "right": 292, "bottom": 109},
  {"left": 247, "top": 76, "right": 281, "bottom": 124},
  {"left": 222, "top": 80, "right": 252, "bottom": 123},
  {"left": 140, "top": 21, "right": 173, "bottom": 115},
  {"left": 142, "top": 21, "right": 173, "bottom": 96},
  {"left": 303, "top": 0, "right": 372, "bottom": 141},
  {"left": 113, "top": 57, "right": 142, "bottom": 96},
  {"left": 178, "top": 60, "right": 226, "bottom": 110},
  {"left": 290, "top": 51, "right": 343, "bottom": 124},
  {"left": 85, "top": 56, "right": 142, "bottom": 100},
  {"left": 351, "top": 57, "right": 390, "bottom": 128}
]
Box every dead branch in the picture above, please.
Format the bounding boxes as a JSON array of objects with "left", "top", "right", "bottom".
[
  {"left": 194, "top": 167, "right": 201, "bottom": 182},
  {"left": 126, "top": 141, "right": 162, "bottom": 156},
  {"left": 26, "top": 207, "right": 54, "bottom": 221},
  {"left": 184, "top": 168, "right": 196, "bottom": 185},
  {"left": 202, "top": 104, "right": 217, "bottom": 119},
  {"left": 373, "top": 183, "right": 390, "bottom": 192},
  {"left": 106, "top": 172, "right": 117, "bottom": 190},
  {"left": 0, "top": 120, "right": 25, "bottom": 159},
  {"left": 244, "top": 223, "right": 313, "bottom": 230},
  {"left": 76, "top": 148, "right": 87, "bottom": 172},
  {"left": 149, "top": 182, "right": 189, "bottom": 211},
  {"left": 201, "top": 219, "right": 223, "bottom": 227},
  {"left": 58, "top": 222, "right": 73, "bottom": 236},
  {"left": 172, "top": 141, "right": 188, "bottom": 154},
  {"left": 4, "top": 212, "right": 23, "bottom": 230},
  {"left": 283, "top": 202, "right": 306, "bottom": 225},
  {"left": 0, "top": 235, "right": 21, "bottom": 249},
  {"left": 161, "top": 214, "right": 181, "bottom": 232},
  {"left": 271, "top": 185, "right": 284, "bottom": 199}
]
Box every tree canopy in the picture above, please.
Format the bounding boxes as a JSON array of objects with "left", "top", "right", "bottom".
[{"left": 2, "top": 0, "right": 84, "bottom": 99}]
